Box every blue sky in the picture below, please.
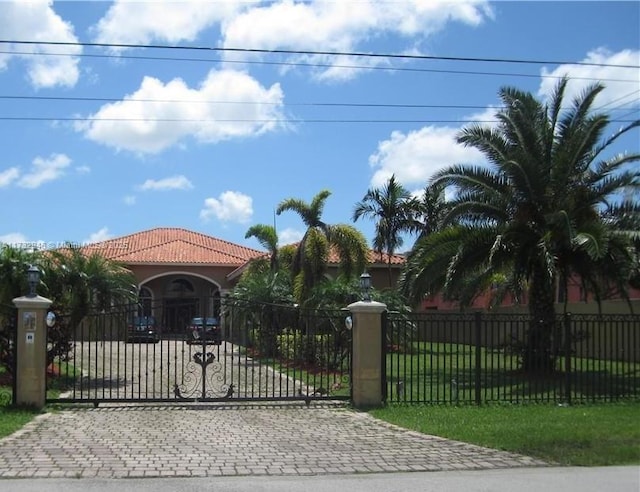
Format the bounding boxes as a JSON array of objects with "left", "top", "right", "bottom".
[{"left": 1, "top": 1, "right": 638, "bottom": 254}]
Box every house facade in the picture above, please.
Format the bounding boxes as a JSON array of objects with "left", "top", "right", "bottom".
[
  {"left": 84, "top": 227, "right": 405, "bottom": 332},
  {"left": 422, "top": 277, "right": 640, "bottom": 314}
]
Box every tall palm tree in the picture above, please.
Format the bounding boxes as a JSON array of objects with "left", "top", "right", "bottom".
[
  {"left": 402, "top": 77, "right": 640, "bottom": 372},
  {"left": 277, "top": 189, "right": 369, "bottom": 304},
  {"left": 414, "top": 181, "right": 450, "bottom": 240},
  {"left": 353, "top": 175, "right": 419, "bottom": 287},
  {"left": 245, "top": 224, "right": 280, "bottom": 272}
]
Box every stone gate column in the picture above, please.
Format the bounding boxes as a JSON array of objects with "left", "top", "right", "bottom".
[
  {"left": 12, "top": 295, "right": 52, "bottom": 408},
  {"left": 348, "top": 300, "right": 387, "bottom": 408}
]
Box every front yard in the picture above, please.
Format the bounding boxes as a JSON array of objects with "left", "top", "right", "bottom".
[{"left": 370, "top": 402, "right": 640, "bottom": 466}]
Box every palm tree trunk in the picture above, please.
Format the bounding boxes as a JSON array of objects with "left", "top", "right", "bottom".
[{"left": 523, "top": 265, "right": 557, "bottom": 373}]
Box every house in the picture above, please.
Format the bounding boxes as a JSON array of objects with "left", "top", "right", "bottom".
[
  {"left": 422, "top": 276, "right": 640, "bottom": 314},
  {"left": 83, "top": 227, "right": 405, "bottom": 332}
]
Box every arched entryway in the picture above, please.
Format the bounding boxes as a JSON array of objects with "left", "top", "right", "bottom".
[{"left": 137, "top": 273, "right": 221, "bottom": 337}]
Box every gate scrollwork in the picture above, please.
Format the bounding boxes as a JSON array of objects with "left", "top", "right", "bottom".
[{"left": 173, "top": 341, "right": 234, "bottom": 401}]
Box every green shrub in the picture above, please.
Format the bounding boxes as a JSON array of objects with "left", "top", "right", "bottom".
[{"left": 277, "top": 329, "right": 334, "bottom": 367}]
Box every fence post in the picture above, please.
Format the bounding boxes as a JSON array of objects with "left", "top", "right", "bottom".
[
  {"left": 474, "top": 311, "right": 482, "bottom": 405},
  {"left": 348, "top": 300, "right": 387, "bottom": 408},
  {"left": 12, "top": 295, "right": 52, "bottom": 409},
  {"left": 564, "top": 312, "right": 572, "bottom": 405}
]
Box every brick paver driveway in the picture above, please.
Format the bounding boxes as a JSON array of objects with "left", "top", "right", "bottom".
[{"left": 0, "top": 403, "right": 546, "bottom": 479}]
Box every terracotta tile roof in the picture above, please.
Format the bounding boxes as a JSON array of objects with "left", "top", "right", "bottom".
[
  {"left": 227, "top": 244, "right": 405, "bottom": 280},
  {"left": 284, "top": 243, "right": 405, "bottom": 266},
  {"left": 82, "top": 227, "right": 264, "bottom": 266},
  {"left": 346, "top": 249, "right": 405, "bottom": 266}
]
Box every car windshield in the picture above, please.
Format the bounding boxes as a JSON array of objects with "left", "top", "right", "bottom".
[{"left": 134, "top": 316, "right": 155, "bottom": 326}]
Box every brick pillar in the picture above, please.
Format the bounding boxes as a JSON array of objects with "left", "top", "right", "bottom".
[
  {"left": 12, "top": 295, "right": 52, "bottom": 409},
  {"left": 348, "top": 300, "right": 387, "bottom": 408}
]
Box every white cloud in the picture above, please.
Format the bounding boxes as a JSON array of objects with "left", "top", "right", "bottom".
[
  {"left": 368, "top": 126, "right": 484, "bottom": 188},
  {"left": 221, "top": 0, "right": 493, "bottom": 81},
  {"left": 200, "top": 191, "right": 253, "bottom": 223},
  {"left": 0, "top": 0, "right": 81, "bottom": 88},
  {"left": 84, "top": 227, "right": 112, "bottom": 244},
  {"left": 123, "top": 195, "right": 136, "bottom": 206},
  {"left": 139, "top": 175, "right": 194, "bottom": 191},
  {"left": 278, "top": 227, "right": 304, "bottom": 246},
  {"left": 77, "top": 70, "right": 285, "bottom": 154},
  {"left": 0, "top": 232, "right": 29, "bottom": 246},
  {"left": 76, "top": 166, "right": 91, "bottom": 174},
  {"left": 92, "top": 0, "right": 242, "bottom": 47},
  {"left": 91, "top": 0, "right": 492, "bottom": 82},
  {"left": 0, "top": 167, "right": 20, "bottom": 188},
  {"left": 539, "top": 48, "right": 640, "bottom": 110},
  {"left": 17, "top": 153, "right": 71, "bottom": 189},
  {"left": 464, "top": 105, "right": 500, "bottom": 128}
]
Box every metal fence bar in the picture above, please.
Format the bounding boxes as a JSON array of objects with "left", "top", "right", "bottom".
[
  {"left": 474, "top": 312, "right": 482, "bottom": 405},
  {"left": 384, "top": 311, "right": 639, "bottom": 406}
]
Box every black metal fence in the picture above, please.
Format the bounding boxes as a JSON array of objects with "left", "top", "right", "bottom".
[
  {"left": 46, "top": 298, "right": 351, "bottom": 405},
  {"left": 383, "top": 311, "right": 640, "bottom": 405}
]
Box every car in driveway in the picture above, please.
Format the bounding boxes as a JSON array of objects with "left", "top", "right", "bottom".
[
  {"left": 127, "top": 315, "right": 160, "bottom": 343},
  {"left": 187, "top": 317, "right": 221, "bottom": 345}
]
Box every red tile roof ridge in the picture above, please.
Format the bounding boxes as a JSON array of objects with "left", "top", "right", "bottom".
[{"left": 82, "top": 227, "right": 265, "bottom": 264}]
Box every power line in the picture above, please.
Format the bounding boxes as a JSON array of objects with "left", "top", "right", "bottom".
[
  {"left": 2, "top": 39, "right": 639, "bottom": 69},
  {"left": 594, "top": 89, "right": 640, "bottom": 111},
  {"left": 0, "top": 116, "right": 637, "bottom": 124},
  {"left": 2, "top": 94, "right": 638, "bottom": 113},
  {"left": 3, "top": 49, "right": 638, "bottom": 84},
  {"left": 0, "top": 95, "right": 494, "bottom": 109}
]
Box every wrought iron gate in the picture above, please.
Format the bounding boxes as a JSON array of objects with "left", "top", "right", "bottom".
[{"left": 46, "top": 298, "right": 351, "bottom": 405}]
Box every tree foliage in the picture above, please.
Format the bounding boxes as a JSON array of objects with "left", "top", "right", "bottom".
[
  {"left": 402, "top": 78, "right": 640, "bottom": 371},
  {"left": 277, "top": 189, "right": 369, "bottom": 303},
  {"left": 353, "top": 175, "right": 419, "bottom": 287},
  {"left": 0, "top": 244, "right": 137, "bottom": 375}
]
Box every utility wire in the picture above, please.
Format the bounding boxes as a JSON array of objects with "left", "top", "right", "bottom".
[
  {"left": 0, "top": 95, "right": 495, "bottom": 109},
  {"left": 2, "top": 49, "right": 638, "bottom": 84},
  {"left": 594, "top": 89, "right": 640, "bottom": 111},
  {"left": 2, "top": 39, "right": 639, "bottom": 69},
  {"left": 0, "top": 117, "right": 637, "bottom": 124},
  {"left": 2, "top": 94, "right": 638, "bottom": 113}
]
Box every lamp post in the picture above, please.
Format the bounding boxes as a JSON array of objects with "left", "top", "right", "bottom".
[
  {"left": 27, "top": 265, "right": 40, "bottom": 298},
  {"left": 359, "top": 272, "right": 371, "bottom": 302}
]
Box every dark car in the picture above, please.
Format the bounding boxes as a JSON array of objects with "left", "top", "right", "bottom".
[
  {"left": 127, "top": 315, "right": 160, "bottom": 343},
  {"left": 187, "top": 317, "right": 221, "bottom": 345}
]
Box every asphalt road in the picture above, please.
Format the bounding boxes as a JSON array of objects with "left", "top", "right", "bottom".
[{"left": 0, "top": 467, "right": 638, "bottom": 492}]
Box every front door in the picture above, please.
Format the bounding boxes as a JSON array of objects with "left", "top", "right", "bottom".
[{"left": 163, "top": 298, "right": 199, "bottom": 335}]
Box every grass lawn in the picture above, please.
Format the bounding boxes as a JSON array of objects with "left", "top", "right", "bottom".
[
  {"left": 0, "top": 363, "right": 75, "bottom": 440},
  {"left": 384, "top": 341, "right": 640, "bottom": 404},
  {"left": 370, "top": 402, "right": 640, "bottom": 466},
  {"left": 0, "top": 404, "right": 41, "bottom": 439}
]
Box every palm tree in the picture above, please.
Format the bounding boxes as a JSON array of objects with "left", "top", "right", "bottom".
[
  {"left": 414, "top": 181, "right": 450, "bottom": 240},
  {"left": 402, "top": 77, "right": 640, "bottom": 372},
  {"left": 42, "top": 244, "right": 137, "bottom": 329},
  {"left": 277, "top": 189, "right": 369, "bottom": 304},
  {"left": 0, "top": 245, "right": 40, "bottom": 307},
  {"left": 232, "top": 227, "right": 294, "bottom": 357},
  {"left": 353, "top": 175, "right": 419, "bottom": 287},
  {"left": 0, "top": 245, "right": 40, "bottom": 376},
  {"left": 245, "top": 224, "right": 279, "bottom": 272}
]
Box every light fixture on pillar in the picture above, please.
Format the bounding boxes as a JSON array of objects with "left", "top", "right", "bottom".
[
  {"left": 27, "top": 265, "right": 40, "bottom": 298},
  {"left": 360, "top": 272, "right": 372, "bottom": 302}
]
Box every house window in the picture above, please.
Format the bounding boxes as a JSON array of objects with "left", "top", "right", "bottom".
[
  {"left": 166, "top": 278, "right": 195, "bottom": 297},
  {"left": 139, "top": 287, "right": 153, "bottom": 316}
]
